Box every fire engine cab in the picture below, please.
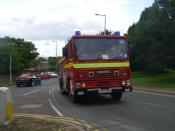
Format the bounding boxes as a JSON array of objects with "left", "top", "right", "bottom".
[{"left": 58, "top": 31, "right": 132, "bottom": 103}]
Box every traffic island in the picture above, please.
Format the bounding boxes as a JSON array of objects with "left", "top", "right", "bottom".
[{"left": 0, "top": 113, "right": 98, "bottom": 131}]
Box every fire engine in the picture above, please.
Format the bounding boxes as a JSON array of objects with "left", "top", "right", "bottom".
[{"left": 58, "top": 31, "right": 132, "bottom": 103}]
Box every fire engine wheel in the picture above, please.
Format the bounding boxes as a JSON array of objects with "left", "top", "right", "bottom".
[
  {"left": 110, "top": 91, "right": 122, "bottom": 101},
  {"left": 68, "top": 81, "right": 79, "bottom": 103},
  {"left": 60, "top": 78, "right": 66, "bottom": 94},
  {"left": 70, "top": 92, "right": 79, "bottom": 103}
]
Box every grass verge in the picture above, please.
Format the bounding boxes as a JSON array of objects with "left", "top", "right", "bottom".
[
  {"left": 132, "top": 70, "right": 175, "bottom": 88},
  {"left": 0, "top": 83, "right": 15, "bottom": 88},
  {"left": 0, "top": 117, "right": 78, "bottom": 131}
]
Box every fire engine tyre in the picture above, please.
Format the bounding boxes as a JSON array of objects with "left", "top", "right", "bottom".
[
  {"left": 70, "top": 91, "right": 79, "bottom": 103},
  {"left": 111, "top": 91, "right": 122, "bottom": 101},
  {"left": 69, "top": 81, "right": 79, "bottom": 103},
  {"left": 60, "top": 78, "right": 66, "bottom": 94}
]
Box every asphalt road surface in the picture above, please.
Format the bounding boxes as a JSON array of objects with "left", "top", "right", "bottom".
[{"left": 11, "top": 78, "right": 175, "bottom": 131}]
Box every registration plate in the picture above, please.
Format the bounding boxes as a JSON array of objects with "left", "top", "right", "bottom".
[
  {"left": 98, "top": 89, "right": 111, "bottom": 94},
  {"left": 78, "top": 91, "right": 84, "bottom": 95}
]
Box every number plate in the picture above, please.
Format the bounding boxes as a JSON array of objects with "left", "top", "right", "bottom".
[
  {"left": 78, "top": 91, "right": 84, "bottom": 95},
  {"left": 98, "top": 89, "right": 111, "bottom": 94}
]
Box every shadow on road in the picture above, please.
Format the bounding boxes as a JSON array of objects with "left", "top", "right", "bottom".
[{"left": 75, "top": 94, "right": 127, "bottom": 106}]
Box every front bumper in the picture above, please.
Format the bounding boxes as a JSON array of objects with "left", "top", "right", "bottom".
[
  {"left": 16, "top": 80, "right": 31, "bottom": 86},
  {"left": 75, "top": 86, "right": 132, "bottom": 95},
  {"left": 124, "top": 86, "right": 133, "bottom": 92}
]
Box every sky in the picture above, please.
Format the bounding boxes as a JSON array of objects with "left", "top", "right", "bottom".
[{"left": 0, "top": 0, "right": 154, "bottom": 57}]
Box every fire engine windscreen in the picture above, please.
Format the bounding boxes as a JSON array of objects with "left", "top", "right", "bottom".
[{"left": 75, "top": 38, "right": 127, "bottom": 60}]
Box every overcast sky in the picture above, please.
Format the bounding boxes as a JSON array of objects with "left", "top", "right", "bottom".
[{"left": 0, "top": 0, "right": 154, "bottom": 57}]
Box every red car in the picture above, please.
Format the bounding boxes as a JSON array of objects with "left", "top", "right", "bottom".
[
  {"left": 40, "top": 72, "right": 50, "bottom": 80},
  {"left": 16, "top": 73, "right": 41, "bottom": 87}
]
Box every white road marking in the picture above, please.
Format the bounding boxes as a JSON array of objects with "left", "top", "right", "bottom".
[
  {"left": 48, "top": 98, "right": 63, "bottom": 116},
  {"left": 104, "top": 119, "right": 120, "bottom": 126},
  {"left": 128, "top": 100, "right": 170, "bottom": 109},
  {"left": 134, "top": 90, "right": 175, "bottom": 98},
  {"left": 23, "top": 89, "right": 39, "bottom": 96},
  {"left": 51, "top": 88, "right": 57, "bottom": 103},
  {"left": 49, "top": 89, "right": 51, "bottom": 95},
  {"left": 49, "top": 87, "right": 64, "bottom": 116},
  {"left": 21, "top": 104, "right": 43, "bottom": 109}
]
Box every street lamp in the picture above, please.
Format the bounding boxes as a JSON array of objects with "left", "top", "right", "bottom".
[
  {"left": 8, "top": 42, "right": 12, "bottom": 84},
  {"left": 95, "top": 13, "right": 106, "bottom": 35},
  {"left": 52, "top": 41, "right": 58, "bottom": 58},
  {"left": 10, "top": 54, "right": 12, "bottom": 83}
]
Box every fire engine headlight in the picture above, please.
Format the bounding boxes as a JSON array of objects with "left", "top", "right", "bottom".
[
  {"left": 126, "top": 80, "right": 131, "bottom": 86},
  {"left": 82, "top": 83, "right": 86, "bottom": 87},
  {"left": 76, "top": 82, "right": 81, "bottom": 88},
  {"left": 121, "top": 80, "right": 126, "bottom": 86}
]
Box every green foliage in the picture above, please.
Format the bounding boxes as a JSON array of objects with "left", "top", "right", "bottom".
[
  {"left": 38, "top": 57, "right": 47, "bottom": 62},
  {"left": 0, "top": 37, "right": 39, "bottom": 75},
  {"left": 48, "top": 57, "right": 57, "bottom": 66},
  {"left": 132, "top": 70, "right": 175, "bottom": 88},
  {"left": 128, "top": 0, "right": 175, "bottom": 74},
  {"left": 100, "top": 29, "right": 112, "bottom": 35},
  {"left": 48, "top": 56, "right": 62, "bottom": 66},
  {"left": 0, "top": 40, "right": 10, "bottom": 74},
  {"left": 156, "top": 0, "right": 175, "bottom": 19}
]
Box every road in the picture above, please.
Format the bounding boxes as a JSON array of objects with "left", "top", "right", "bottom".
[{"left": 11, "top": 78, "right": 175, "bottom": 131}]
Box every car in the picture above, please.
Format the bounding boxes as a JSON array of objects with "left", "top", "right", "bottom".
[
  {"left": 48, "top": 72, "right": 58, "bottom": 78},
  {"left": 40, "top": 72, "right": 50, "bottom": 80},
  {"left": 16, "top": 73, "right": 41, "bottom": 87}
]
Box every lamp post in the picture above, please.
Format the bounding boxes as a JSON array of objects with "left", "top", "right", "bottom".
[
  {"left": 8, "top": 42, "right": 12, "bottom": 84},
  {"left": 10, "top": 54, "right": 12, "bottom": 83},
  {"left": 95, "top": 13, "right": 106, "bottom": 35},
  {"left": 52, "top": 41, "right": 58, "bottom": 58}
]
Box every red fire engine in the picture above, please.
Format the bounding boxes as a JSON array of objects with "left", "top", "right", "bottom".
[{"left": 58, "top": 31, "right": 132, "bottom": 103}]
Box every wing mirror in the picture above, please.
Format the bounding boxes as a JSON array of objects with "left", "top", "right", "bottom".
[{"left": 62, "top": 47, "right": 68, "bottom": 57}]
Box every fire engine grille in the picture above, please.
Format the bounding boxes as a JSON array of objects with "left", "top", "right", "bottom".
[
  {"left": 97, "top": 73, "right": 114, "bottom": 79},
  {"left": 97, "top": 81, "right": 110, "bottom": 86},
  {"left": 86, "top": 80, "right": 120, "bottom": 88},
  {"left": 78, "top": 70, "right": 116, "bottom": 80}
]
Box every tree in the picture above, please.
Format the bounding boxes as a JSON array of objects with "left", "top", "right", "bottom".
[
  {"left": 127, "top": 1, "right": 175, "bottom": 73},
  {"left": 99, "top": 29, "right": 112, "bottom": 35},
  {"left": 48, "top": 57, "right": 57, "bottom": 66},
  {"left": 0, "top": 37, "right": 39, "bottom": 75},
  {"left": 0, "top": 40, "right": 10, "bottom": 74},
  {"left": 156, "top": 0, "right": 175, "bottom": 19}
]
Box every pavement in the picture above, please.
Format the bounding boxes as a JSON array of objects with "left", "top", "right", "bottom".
[{"left": 134, "top": 85, "right": 175, "bottom": 95}]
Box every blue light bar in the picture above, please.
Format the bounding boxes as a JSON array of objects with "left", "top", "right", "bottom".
[
  {"left": 114, "top": 31, "right": 120, "bottom": 36},
  {"left": 75, "top": 31, "right": 81, "bottom": 36}
]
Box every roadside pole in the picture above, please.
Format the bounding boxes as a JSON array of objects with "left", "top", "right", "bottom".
[
  {"left": 0, "top": 87, "right": 13, "bottom": 124},
  {"left": 10, "top": 54, "right": 12, "bottom": 84}
]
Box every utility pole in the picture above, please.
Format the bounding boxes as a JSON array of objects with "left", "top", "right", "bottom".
[
  {"left": 95, "top": 13, "right": 106, "bottom": 35},
  {"left": 10, "top": 54, "right": 12, "bottom": 83},
  {"left": 52, "top": 41, "right": 58, "bottom": 65},
  {"left": 52, "top": 41, "right": 58, "bottom": 58}
]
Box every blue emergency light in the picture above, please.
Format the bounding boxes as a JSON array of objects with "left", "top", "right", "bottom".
[
  {"left": 75, "top": 31, "right": 81, "bottom": 36},
  {"left": 114, "top": 31, "right": 120, "bottom": 36}
]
